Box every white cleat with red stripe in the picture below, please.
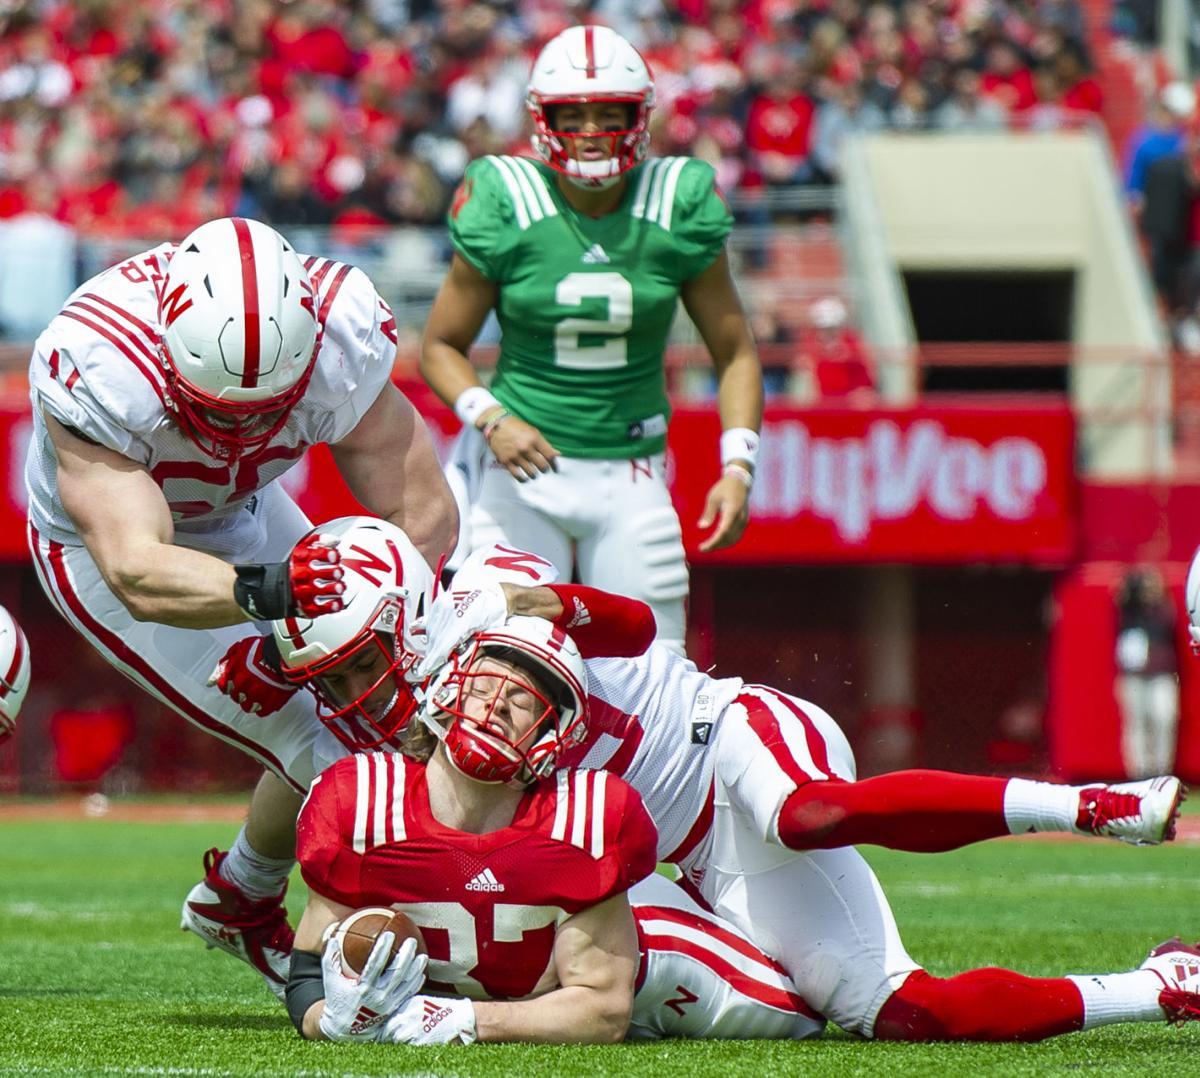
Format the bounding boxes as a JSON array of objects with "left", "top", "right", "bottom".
[
  {"left": 1140, "top": 938, "right": 1200, "bottom": 1025},
  {"left": 1074, "top": 776, "right": 1186, "bottom": 845},
  {"left": 181, "top": 848, "right": 293, "bottom": 1002}
]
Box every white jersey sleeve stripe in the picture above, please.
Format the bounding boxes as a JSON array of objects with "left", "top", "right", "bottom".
[
  {"left": 79, "top": 292, "right": 160, "bottom": 351},
  {"left": 59, "top": 309, "right": 168, "bottom": 406},
  {"left": 570, "top": 770, "right": 589, "bottom": 851},
  {"left": 510, "top": 156, "right": 558, "bottom": 218},
  {"left": 500, "top": 156, "right": 546, "bottom": 223},
  {"left": 486, "top": 156, "right": 532, "bottom": 230},
  {"left": 657, "top": 157, "right": 688, "bottom": 232},
  {"left": 631, "top": 159, "right": 658, "bottom": 219},
  {"left": 389, "top": 753, "right": 407, "bottom": 843},
  {"left": 371, "top": 752, "right": 389, "bottom": 849},
  {"left": 68, "top": 300, "right": 157, "bottom": 365},
  {"left": 352, "top": 753, "right": 371, "bottom": 854},
  {"left": 644, "top": 158, "right": 671, "bottom": 225},
  {"left": 551, "top": 770, "right": 570, "bottom": 842},
  {"left": 590, "top": 770, "right": 608, "bottom": 859}
]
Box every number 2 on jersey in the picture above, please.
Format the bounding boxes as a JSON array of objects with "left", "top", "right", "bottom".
[{"left": 554, "top": 272, "right": 632, "bottom": 370}]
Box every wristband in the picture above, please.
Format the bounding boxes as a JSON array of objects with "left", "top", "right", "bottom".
[
  {"left": 233, "top": 562, "right": 291, "bottom": 620},
  {"left": 720, "top": 427, "right": 760, "bottom": 470},
  {"left": 482, "top": 409, "right": 511, "bottom": 444},
  {"left": 454, "top": 386, "right": 502, "bottom": 428}
]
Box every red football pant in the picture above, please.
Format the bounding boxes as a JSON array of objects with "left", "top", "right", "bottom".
[
  {"left": 875, "top": 969, "right": 1085, "bottom": 1041},
  {"left": 778, "top": 771, "right": 1011, "bottom": 852}
]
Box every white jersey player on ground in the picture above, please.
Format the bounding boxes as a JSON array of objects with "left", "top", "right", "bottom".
[
  {"left": 411, "top": 546, "right": 1198, "bottom": 1042},
  {"left": 24, "top": 216, "right": 457, "bottom": 1000}
]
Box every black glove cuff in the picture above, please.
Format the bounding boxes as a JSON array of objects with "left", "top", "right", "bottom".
[
  {"left": 285, "top": 949, "right": 325, "bottom": 1035},
  {"left": 233, "top": 562, "right": 291, "bottom": 620}
]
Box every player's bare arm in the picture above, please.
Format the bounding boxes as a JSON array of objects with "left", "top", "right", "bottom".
[
  {"left": 681, "top": 250, "right": 763, "bottom": 552},
  {"left": 329, "top": 381, "right": 458, "bottom": 567},
  {"left": 421, "top": 254, "right": 559, "bottom": 481},
  {"left": 471, "top": 892, "right": 639, "bottom": 1044},
  {"left": 45, "top": 411, "right": 247, "bottom": 628},
  {"left": 290, "top": 888, "right": 353, "bottom": 1039}
]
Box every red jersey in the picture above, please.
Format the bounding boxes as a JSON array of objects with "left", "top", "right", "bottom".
[{"left": 297, "top": 753, "right": 658, "bottom": 1001}]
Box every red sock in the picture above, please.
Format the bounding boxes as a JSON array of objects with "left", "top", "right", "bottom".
[
  {"left": 874, "top": 969, "right": 1085, "bottom": 1041},
  {"left": 778, "top": 771, "right": 1010, "bottom": 852}
]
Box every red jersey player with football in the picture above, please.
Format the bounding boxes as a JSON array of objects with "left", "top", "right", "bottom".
[{"left": 287, "top": 617, "right": 822, "bottom": 1044}]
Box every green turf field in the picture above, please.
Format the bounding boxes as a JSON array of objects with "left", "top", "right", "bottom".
[{"left": 0, "top": 810, "right": 1196, "bottom": 1077}]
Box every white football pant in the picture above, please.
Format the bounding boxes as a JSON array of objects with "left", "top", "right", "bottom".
[
  {"left": 469, "top": 454, "right": 688, "bottom": 654},
  {"left": 628, "top": 872, "right": 824, "bottom": 1040},
  {"left": 686, "top": 685, "right": 923, "bottom": 1037},
  {"left": 28, "top": 481, "right": 346, "bottom": 792}
]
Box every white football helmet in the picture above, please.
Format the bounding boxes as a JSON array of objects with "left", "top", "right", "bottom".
[
  {"left": 422, "top": 616, "right": 588, "bottom": 785},
  {"left": 527, "top": 25, "right": 654, "bottom": 189},
  {"left": 272, "top": 516, "right": 434, "bottom": 751},
  {"left": 0, "top": 606, "right": 30, "bottom": 740},
  {"left": 1187, "top": 546, "right": 1200, "bottom": 655},
  {"left": 159, "top": 217, "right": 319, "bottom": 460}
]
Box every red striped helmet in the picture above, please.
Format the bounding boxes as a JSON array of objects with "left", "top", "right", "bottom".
[
  {"left": 158, "top": 217, "right": 318, "bottom": 460},
  {"left": 0, "top": 606, "right": 30, "bottom": 741},
  {"left": 527, "top": 25, "right": 654, "bottom": 189},
  {"left": 272, "top": 517, "right": 434, "bottom": 751},
  {"left": 423, "top": 617, "right": 588, "bottom": 785}
]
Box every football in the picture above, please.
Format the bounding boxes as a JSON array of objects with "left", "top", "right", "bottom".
[{"left": 332, "top": 907, "right": 427, "bottom": 976}]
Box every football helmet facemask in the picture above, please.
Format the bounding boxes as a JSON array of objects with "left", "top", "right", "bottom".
[
  {"left": 159, "top": 217, "right": 319, "bottom": 461},
  {"left": 422, "top": 616, "right": 588, "bottom": 786},
  {"left": 527, "top": 25, "right": 654, "bottom": 189},
  {"left": 272, "top": 517, "right": 434, "bottom": 751}
]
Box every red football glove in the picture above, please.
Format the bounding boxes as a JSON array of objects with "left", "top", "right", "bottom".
[
  {"left": 208, "top": 635, "right": 298, "bottom": 717},
  {"left": 286, "top": 532, "right": 346, "bottom": 615},
  {"left": 233, "top": 533, "right": 346, "bottom": 620}
]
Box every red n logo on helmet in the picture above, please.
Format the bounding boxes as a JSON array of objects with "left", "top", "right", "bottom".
[
  {"left": 341, "top": 541, "right": 406, "bottom": 587},
  {"left": 160, "top": 283, "right": 193, "bottom": 327}
]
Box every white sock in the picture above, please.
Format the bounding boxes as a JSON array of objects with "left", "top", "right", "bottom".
[
  {"left": 1067, "top": 970, "right": 1165, "bottom": 1029},
  {"left": 1003, "top": 778, "right": 1085, "bottom": 834},
  {"left": 217, "top": 827, "right": 294, "bottom": 901}
]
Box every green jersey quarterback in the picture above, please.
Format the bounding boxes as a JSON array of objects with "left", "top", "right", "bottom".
[{"left": 448, "top": 154, "right": 733, "bottom": 459}]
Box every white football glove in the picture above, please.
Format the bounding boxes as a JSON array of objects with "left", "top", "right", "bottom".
[
  {"left": 417, "top": 580, "right": 509, "bottom": 679},
  {"left": 318, "top": 933, "right": 428, "bottom": 1042},
  {"left": 380, "top": 994, "right": 478, "bottom": 1046}
]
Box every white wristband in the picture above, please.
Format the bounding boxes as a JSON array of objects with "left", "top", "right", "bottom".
[
  {"left": 454, "top": 386, "right": 502, "bottom": 428},
  {"left": 720, "top": 428, "right": 760, "bottom": 470}
]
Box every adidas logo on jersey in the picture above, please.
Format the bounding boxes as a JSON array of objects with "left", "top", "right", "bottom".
[
  {"left": 465, "top": 868, "right": 505, "bottom": 892},
  {"left": 565, "top": 597, "right": 592, "bottom": 630},
  {"left": 581, "top": 243, "right": 610, "bottom": 264}
]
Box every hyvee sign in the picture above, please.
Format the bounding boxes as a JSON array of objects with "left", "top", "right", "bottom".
[{"left": 670, "top": 406, "right": 1076, "bottom": 564}]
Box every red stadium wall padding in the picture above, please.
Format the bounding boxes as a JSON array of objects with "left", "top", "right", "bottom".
[{"left": 1047, "top": 564, "right": 1200, "bottom": 782}]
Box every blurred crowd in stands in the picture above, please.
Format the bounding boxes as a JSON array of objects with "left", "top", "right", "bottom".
[{"left": 0, "top": 0, "right": 1107, "bottom": 241}]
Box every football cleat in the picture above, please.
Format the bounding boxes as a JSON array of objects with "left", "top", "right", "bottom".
[
  {"left": 1140, "top": 938, "right": 1200, "bottom": 1025},
  {"left": 180, "top": 847, "right": 293, "bottom": 1000},
  {"left": 1074, "top": 776, "right": 1186, "bottom": 845}
]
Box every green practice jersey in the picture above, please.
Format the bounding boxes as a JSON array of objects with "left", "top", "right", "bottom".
[{"left": 449, "top": 154, "right": 732, "bottom": 458}]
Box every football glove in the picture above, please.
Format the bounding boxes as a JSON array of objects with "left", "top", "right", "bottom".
[
  {"left": 417, "top": 579, "right": 509, "bottom": 679},
  {"left": 318, "top": 934, "right": 427, "bottom": 1043},
  {"left": 380, "top": 994, "right": 478, "bottom": 1046},
  {"left": 208, "top": 635, "right": 297, "bottom": 716},
  {"left": 234, "top": 532, "right": 345, "bottom": 620}
]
